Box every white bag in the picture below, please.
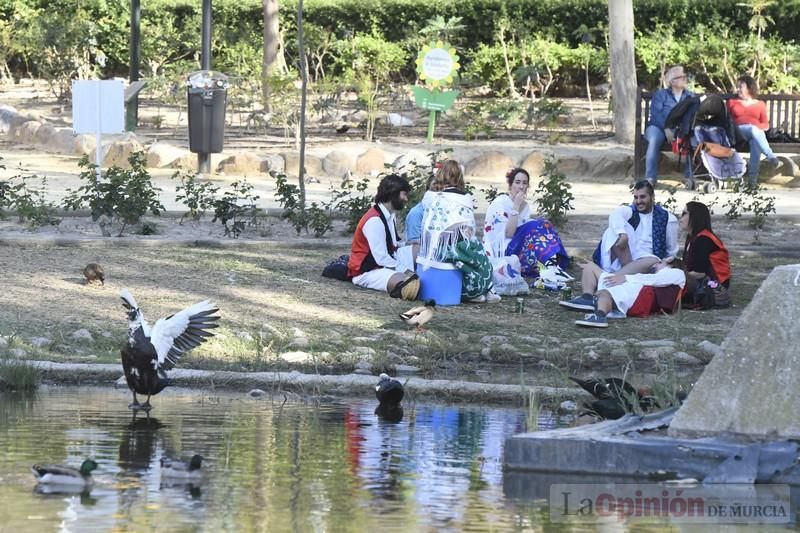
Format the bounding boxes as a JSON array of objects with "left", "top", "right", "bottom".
[{"left": 490, "top": 255, "right": 530, "bottom": 296}]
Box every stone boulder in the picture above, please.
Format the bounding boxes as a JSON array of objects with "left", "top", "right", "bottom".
[
  {"left": 669, "top": 265, "right": 800, "bottom": 440},
  {"left": 0, "top": 105, "right": 18, "bottom": 134},
  {"left": 47, "top": 128, "right": 77, "bottom": 154},
  {"left": 103, "top": 134, "right": 146, "bottom": 168},
  {"left": 260, "top": 154, "right": 285, "bottom": 174},
  {"left": 556, "top": 156, "right": 590, "bottom": 177},
  {"left": 34, "top": 123, "right": 56, "bottom": 145},
  {"left": 587, "top": 155, "right": 633, "bottom": 178},
  {"left": 464, "top": 151, "right": 514, "bottom": 177},
  {"left": 171, "top": 153, "right": 198, "bottom": 171},
  {"left": 73, "top": 133, "right": 97, "bottom": 156},
  {"left": 147, "top": 141, "right": 189, "bottom": 168},
  {"left": 13, "top": 120, "right": 41, "bottom": 144},
  {"left": 282, "top": 152, "right": 322, "bottom": 177},
  {"left": 356, "top": 148, "right": 386, "bottom": 175},
  {"left": 216, "top": 151, "right": 265, "bottom": 175},
  {"left": 323, "top": 150, "right": 356, "bottom": 176},
  {"left": 519, "top": 151, "right": 547, "bottom": 178}
]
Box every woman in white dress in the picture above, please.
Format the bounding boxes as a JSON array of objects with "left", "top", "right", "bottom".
[{"left": 482, "top": 167, "right": 569, "bottom": 282}]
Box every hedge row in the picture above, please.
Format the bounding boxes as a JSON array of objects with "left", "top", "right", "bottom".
[{"left": 1, "top": 0, "right": 798, "bottom": 93}]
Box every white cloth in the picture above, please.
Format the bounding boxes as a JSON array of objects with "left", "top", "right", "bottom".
[
  {"left": 352, "top": 245, "right": 415, "bottom": 291},
  {"left": 419, "top": 190, "right": 476, "bottom": 266},
  {"left": 598, "top": 267, "right": 686, "bottom": 315},
  {"left": 598, "top": 205, "right": 678, "bottom": 272},
  {"left": 482, "top": 194, "right": 532, "bottom": 259}
]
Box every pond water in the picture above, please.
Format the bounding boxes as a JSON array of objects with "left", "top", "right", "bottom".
[{"left": 0, "top": 386, "right": 571, "bottom": 532}]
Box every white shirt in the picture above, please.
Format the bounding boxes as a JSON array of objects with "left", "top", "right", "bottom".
[
  {"left": 361, "top": 203, "right": 401, "bottom": 269},
  {"left": 608, "top": 205, "right": 678, "bottom": 259}
]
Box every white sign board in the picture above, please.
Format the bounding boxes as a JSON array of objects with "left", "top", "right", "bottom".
[
  {"left": 421, "top": 48, "right": 454, "bottom": 81},
  {"left": 72, "top": 79, "right": 125, "bottom": 134}
]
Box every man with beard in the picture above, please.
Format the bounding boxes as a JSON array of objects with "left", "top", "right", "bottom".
[
  {"left": 560, "top": 180, "right": 678, "bottom": 311},
  {"left": 347, "top": 174, "right": 420, "bottom": 300}
]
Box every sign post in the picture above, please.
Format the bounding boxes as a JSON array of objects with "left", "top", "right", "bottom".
[
  {"left": 72, "top": 80, "right": 125, "bottom": 178},
  {"left": 413, "top": 41, "right": 460, "bottom": 143}
]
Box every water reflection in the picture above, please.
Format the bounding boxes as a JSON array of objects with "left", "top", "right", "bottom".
[{"left": 0, "top": 386, "right": 542, "bottom": 532}]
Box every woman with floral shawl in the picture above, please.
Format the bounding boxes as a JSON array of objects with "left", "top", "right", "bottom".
[
  {"left": 419, "top": 160, "right": 498, "bottom": 302},
  {"left": 482, "top": 167, "right": 569, "bottom": 281}
]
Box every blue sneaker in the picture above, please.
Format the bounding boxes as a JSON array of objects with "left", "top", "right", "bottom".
[
  {"left": 559, "top": 294, "right": 595, "bottom": 311},
  {"left": 575, "top": 313, "right": 608, "bottom": 328}
]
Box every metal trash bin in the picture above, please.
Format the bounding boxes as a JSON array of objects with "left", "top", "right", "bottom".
[{"left": 186, "top": 70, "right": 229, "bottom": 153}]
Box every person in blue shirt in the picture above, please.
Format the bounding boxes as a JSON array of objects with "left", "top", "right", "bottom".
[
  {"left": 404, "top": 173, "right": 435, "bottom": 245},
  {"left": 645, "top": 65, "right": 694, "bottom": 185}
]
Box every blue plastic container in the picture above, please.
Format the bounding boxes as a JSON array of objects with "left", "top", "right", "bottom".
[{"left": 416, "top": 259, "right": 463, "bottom": 306}]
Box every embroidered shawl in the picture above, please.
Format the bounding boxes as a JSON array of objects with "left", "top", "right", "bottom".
[{"left": 419, "top": 190, "right": 477, "bottom": 266}]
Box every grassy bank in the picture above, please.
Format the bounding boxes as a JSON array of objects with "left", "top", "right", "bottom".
[{"left": 0, "top": 229, "right": 791, "bottom": 391}]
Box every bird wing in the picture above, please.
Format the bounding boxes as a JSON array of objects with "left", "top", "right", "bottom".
[
  {"left": 401, "top": 308, "right": 433, "bottom": 326},
  {"left": 120, "top": 288, "right": 139, "bottom": 311},
  {"left": 149, "top": 300, "right": 220, "bottom": 370},
  {"left": 569, "top": 376, "right": 609, "bottom": 400},
  {"left": 31, "top": 464, "right": 80, "bottom": 478},
  {"left": 399, "top": 305, "right": 427, "bottom": 320}
]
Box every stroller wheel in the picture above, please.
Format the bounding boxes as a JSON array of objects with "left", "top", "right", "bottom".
[
  {"left": 685, "top": 178, "right": 696, "bottom": 191},
  {"left": 703, "top": 181, "right": 718, "bottom": 194}
]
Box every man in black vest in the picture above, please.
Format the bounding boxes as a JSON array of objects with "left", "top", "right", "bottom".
[{"left": 347, "top": 174, "right": 420, "bottom": 300}]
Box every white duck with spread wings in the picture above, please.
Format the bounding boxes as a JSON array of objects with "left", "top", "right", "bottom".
[{"left": 120, "top": 289, "right": 220, "bottom": 411}]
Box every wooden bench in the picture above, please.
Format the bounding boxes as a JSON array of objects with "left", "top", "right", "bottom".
[{"left": 633, "top": 86, "right": 800, "bottom": 180}]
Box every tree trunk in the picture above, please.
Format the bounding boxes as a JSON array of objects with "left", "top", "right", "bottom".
[
  {"left": 296, "top": 0, "right": 307, "bottom": 209},
  {"left": 262, "top": 0, "right": 280, "bottom": 112},
  {"left": 607, "top": 0, "right": 638, "bottom": 144}
]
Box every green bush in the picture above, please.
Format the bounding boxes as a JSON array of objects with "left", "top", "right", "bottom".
[
  {"left": 62, "top": 152, "right": 165, "bottom": 237},
  {"left": 212, "top": 178, "right": 263, "bottom": 238},
  {"left": 174, "top": 170, "right": 220, "bottom": 223},
  {"left": 533, "top": 156, "right": 574, "bottom": 227}
]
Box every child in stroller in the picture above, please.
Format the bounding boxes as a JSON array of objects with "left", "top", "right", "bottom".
[{"left": 686, "top": 95, "right": 746, "bottom": 193}]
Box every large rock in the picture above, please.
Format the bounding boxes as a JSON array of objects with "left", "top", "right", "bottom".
[
  {"left": 13, "top": 120, "right": 41, "bottom": 144},
  {"left": 356, "top": 147, "right": 385, "bottom": 175},
  {"left": 102, "top": 134, "right": 145, "bottom": 168},
  {"left": 216, "top": 151, "right": 265, "bottom": 175},
  {"left": 34, "top": 122, "right": 56, "bottom": 145},
  {"left": 0, "top": 105, "right": 18, "bottom": 134},
  {"left": 669, "top": 265, "right": 800, "bottom": 440},
  {"left": 47, "top": 128, "right": 77, "bottom": 154},
  {"left": 74, "top": 133, "right": 97, "bottom": 156},
  {"left": 282, "top": 152, "right": 322, "bottom": 177},
  {"left": 556, "top": 156, "right": 590, "bottom": 176},
  {"left": 323, "top": 150, "right": 356, "bottom": 176},
  {"left": 519, "top": 151, "right": 547, "bottom": 178},
  {"left": 147, "top": 141, "right": 189, "bottom": 168},
  {"left": 464, "top": 151, "right": 514, "bottom": 178},
  {"left": 261, "top": 154, "right": 284, "bottom": 174}
]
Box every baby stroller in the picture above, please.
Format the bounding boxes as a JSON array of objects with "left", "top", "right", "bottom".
[{"left": 686, "top": 95, "right": 746, "bottom": 193}]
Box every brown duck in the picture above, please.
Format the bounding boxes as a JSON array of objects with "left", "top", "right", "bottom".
[{"left": 83, "top": 263, "right": 105, "bottom": 285}]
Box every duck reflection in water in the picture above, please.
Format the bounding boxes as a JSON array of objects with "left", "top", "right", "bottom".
[
  {"left": 374, "top": 403, "right": 404, "bottom": 423},
  {"left": 119, "top": 412, "right": 164, "bottom": 471}
]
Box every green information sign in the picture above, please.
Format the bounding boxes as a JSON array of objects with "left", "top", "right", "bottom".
[{"left": 414, "top": 41, "right": 460, "bottom": 142}]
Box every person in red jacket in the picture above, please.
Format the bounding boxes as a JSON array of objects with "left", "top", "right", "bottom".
[
  {"left": 347, "top": 174, "right": 420, "bottom": 300},
  {"left": 680, "top": 201, "right": 730, "bottom": 297},
  {"left": 727, "top": 74, "right": 782, "bottom": 186}
]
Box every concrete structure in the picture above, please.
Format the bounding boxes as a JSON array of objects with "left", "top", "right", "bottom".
[{"left": 670, "top": 264, "right": 800, "bottom": 440}]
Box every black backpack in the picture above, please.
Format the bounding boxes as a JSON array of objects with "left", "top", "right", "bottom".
[{"left": 322, "top": 254, "right": 352, "bottom": 281}]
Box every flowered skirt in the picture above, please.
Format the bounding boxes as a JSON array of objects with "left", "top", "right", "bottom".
[{"left": 505, "top": 219, "right": 569, "bottom": 279}]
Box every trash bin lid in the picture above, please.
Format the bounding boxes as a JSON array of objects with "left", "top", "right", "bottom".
[{"left": 187, "top": 70, "right": 229, "bottom": 90}]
